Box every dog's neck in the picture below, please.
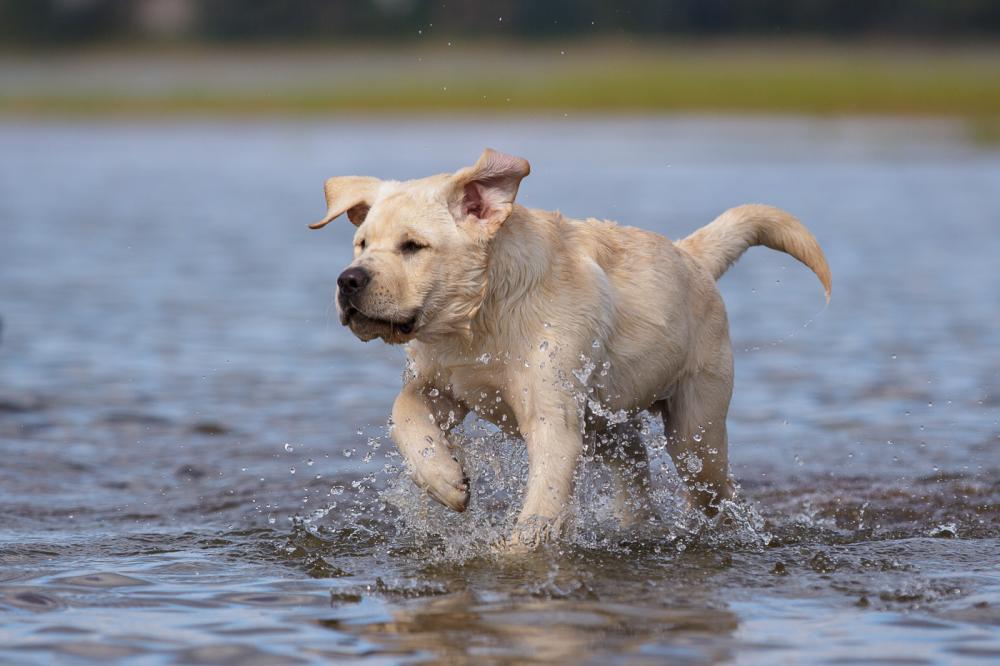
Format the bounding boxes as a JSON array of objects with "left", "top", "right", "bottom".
[{"left": 470, "top": 204, "right": 560, "bottom": 341}]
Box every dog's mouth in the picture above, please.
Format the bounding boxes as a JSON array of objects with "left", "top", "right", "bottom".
[{"left": 341, "top": 304, "right": 419, "bottom": 340}]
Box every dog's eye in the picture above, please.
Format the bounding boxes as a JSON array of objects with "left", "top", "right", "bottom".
[
  {"left": 399, "top": 240, "right": 428, "bottom": 254},
  {"left": 358, "top": 239, "right": 366, "bottom": 251}
]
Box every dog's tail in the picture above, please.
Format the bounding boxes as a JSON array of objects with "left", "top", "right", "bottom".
[{"left": 676, "top": 204, "right": 831, "bottom": 302}]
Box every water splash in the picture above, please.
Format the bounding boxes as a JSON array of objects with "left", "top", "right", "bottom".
[{"left": 286, "top": 406, "right": 774, "bottom": 565}]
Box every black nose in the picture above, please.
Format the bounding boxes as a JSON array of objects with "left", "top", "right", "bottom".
[{"left": 337, "top": 267, "right": 370, "bottom": 296}]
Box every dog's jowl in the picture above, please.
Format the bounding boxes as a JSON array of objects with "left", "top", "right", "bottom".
[{"left": 310, "top": 149, "right": 831, "bottom": 549}]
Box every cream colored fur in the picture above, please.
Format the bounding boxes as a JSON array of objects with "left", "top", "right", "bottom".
[{"left": 311, "top": 149, "right": 831, "bottom": 549}]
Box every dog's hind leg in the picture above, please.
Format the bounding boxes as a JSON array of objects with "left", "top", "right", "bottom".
[
  {"left": 594, "top": 419, "right": 654, "bottom": 528},
  {"left": 662, "top": 361, "right": 736, "bottom": 517}
]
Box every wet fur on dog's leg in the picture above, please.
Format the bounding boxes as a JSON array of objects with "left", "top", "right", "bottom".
[
  {"left": 391, "top": 386, "right": 471, "bottom": 512},
  {"left": 663, "top": 361, "right": 736, "bottom": 517}
]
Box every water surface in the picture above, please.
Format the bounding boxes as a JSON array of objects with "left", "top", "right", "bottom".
[{"left": 1, "top": 117, "right": 998, "bottom": 664}]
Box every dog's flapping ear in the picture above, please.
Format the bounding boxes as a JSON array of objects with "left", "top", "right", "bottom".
[
  {"left": 450, "top": 149, "right": 530, "bottom": 234},
  {"left": 309, "top": 176, "right": 381, "bottom": 229}
]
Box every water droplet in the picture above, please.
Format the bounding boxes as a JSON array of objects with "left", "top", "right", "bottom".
[
  {"left": 592, "top": 339, "right": 601, "bottom": 348},
  {"left": 306, "top": 458, "right": 314, "bottom": 466},
  {"left": 692, "top": 432, "right": 703, "bottom": 442},
  {"left": 283, "top": 443, "right": 294, "bottom": 452},
  {"left": 539, "top": 340, "right": 549, "bottom": 352},
  {"left": 289, "top": 467, "right": 296, "bottom": 474},
  {"left": 428, "top": 388, "right": 440, "bottom": 397},
  {"left": 929, "top": 522, "right": 957, "bottom": 538}
]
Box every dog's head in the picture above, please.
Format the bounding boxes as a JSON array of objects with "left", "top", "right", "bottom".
[{"left": 310, "top": 149, "right": 530, "bottom": 344}]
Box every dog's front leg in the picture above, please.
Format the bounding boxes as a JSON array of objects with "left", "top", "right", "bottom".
[
  {"left": 390, "top": 386, "right": 470, "bottom": 512},
  {"left": 509, "top": 401, "right": 583, "bottom": 549}
]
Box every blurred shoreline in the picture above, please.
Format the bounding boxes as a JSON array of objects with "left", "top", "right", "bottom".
[{"left": 1, "top": 41, "right": 998, "bottom": 126}]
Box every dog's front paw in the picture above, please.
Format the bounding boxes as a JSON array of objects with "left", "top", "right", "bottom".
[{"left": 411, "top": 456, "right": 470, "bottom": 512}]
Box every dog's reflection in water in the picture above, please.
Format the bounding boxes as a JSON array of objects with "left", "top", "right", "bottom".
[{"left": 348, "top": 580, "right": 739, "bottom": 663}]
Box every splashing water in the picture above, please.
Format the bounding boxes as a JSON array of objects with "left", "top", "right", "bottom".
[{"left": 290, "top": 405, "right": 772, "bottom": 566}]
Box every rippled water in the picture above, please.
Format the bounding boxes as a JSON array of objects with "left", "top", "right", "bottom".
[{"left": 1, "top": 117, "right": 998, "bottom": 664}]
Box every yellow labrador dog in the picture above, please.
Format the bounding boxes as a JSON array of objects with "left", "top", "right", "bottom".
[{"left": 310, "top": 149, "right": 831, "bottom": 547}]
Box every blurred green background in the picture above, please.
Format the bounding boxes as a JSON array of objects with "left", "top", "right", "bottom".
[{"left": 0, "top": 0, "right": 998, "bottom": 126}]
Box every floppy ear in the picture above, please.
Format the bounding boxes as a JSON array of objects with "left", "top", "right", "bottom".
[
  {"left": 450, "top": 148, "right": 530, "bottom": 234},
  {"left": 309, "top": 176, "right": 381, "bottom": 229}
]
